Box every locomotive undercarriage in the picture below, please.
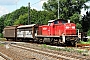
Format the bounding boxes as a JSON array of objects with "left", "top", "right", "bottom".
[
  {"left": 65, "top": 36, "right": 79, "bottom": 46},
  {"left": 5, "top": 35, "right": 79, "bottom": 47},
  {"left": 36, "top": 35, "right": 79, "bottom": 46}
]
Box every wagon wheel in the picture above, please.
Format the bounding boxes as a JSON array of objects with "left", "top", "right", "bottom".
[{"left": 6, "top": 38, "right": 8, "bottom": 41}]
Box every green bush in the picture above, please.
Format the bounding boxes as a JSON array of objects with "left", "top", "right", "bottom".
[
  {"left": 87, "top": 30, "right": 90, "bottom": 36},
  {"left": 0, "top": 33, "right": 3, "bottom": 38},
  {"left": 80, "top": 40, "right": 90, "bottom": 44}
]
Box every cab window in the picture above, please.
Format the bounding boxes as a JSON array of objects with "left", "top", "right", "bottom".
[
  {"left": 54, "top": 21, "right": 58, "bottom": 24},
  {"left": 62, "top": 20, "right": 66, "bottom": 24}
]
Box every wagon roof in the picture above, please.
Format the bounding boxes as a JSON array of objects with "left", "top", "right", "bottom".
[
  {"left": 5, "top": 25, "right": 18, "bottom": 27},
  {"left": 4, "top": 25, "right": 18, "bottom": 29},
  {"left": 17, "top": 24, "right": 36, "bottom": 28}
]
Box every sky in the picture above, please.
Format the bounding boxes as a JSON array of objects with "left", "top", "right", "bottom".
[
  {"left": 0, "top": 0, "right": 90, "bottom": 16},
  {"left": 0, "top": 0, "right": 48, "bottom": 16}
]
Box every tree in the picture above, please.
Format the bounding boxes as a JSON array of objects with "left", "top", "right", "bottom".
[
  {"left": 0, "top": 16, "right": 5, "bottom": 33},
  {"left": 43, "top": 0, "right": 90, "bottom": 21},
  {"left": 81, "top": 11, "right": 90, "bottom": 32},
  {"left": 14, "top": 8, "right": 55, "bottom": 25},
  {"left": 14, "top": 13, "right": 28, "bottom": 25},
  {"left": 4, "top": 6, "right": 28, "bottom": 26}
]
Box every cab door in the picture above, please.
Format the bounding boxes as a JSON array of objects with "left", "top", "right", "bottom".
[{"left": 48, "top": 22, "right": 54, "bottom": 36}]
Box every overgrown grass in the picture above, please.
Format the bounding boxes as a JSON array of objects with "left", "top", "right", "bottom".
[
  {"left": 42, "top": 44, "right": 74, "bottom": 52},
  {"left": 41, "top": 44, "right": 89, "bottom": 56},
  {"left": 80, "top": 40, "right": 90, "bottom": 44},
  {"left": 0, "top": 38, "right": 7, "bottom": 41},
  {"left": 0, "top": 44, "right": 4, "bottom": 46},
  {"left": 62, "top": 47, "right": 74, "bottom": 52},
  {"left": 42, "top": 44, "right": 60, "bottom": 51}
]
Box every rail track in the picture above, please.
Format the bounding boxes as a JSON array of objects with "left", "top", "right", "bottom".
[
  {"left": 0, "top": 52, "right": 12, "bottom": 60},
  {"left": 0, "top": 41, "right": 39, "bottom": 60},
  {"left": 9, "top": 42, "right": 90, "bottom": 60},
  {"left": 0, "top": 41, "right": 90, "bottom": 60},
  {"left": 0, "top": 41, "right": 12, "bottom": 60},
  {"left": 76, "top": 44, "right": 90, "bottom": 50}
]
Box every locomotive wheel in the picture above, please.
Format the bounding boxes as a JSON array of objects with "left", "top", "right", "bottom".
[
  {"left": 38, "top": 38, "right": 44, "bottom": 43},
  {"left": 50, "top": 38, "right": 54, "bottom": 44},
  {"left": 71, "top": 41, "right": 77, "bottom": 47},
  {"left": 53, "top": 39, "right": 59, "bottom": 45},
  {"left": 58, "top": 38, "right": 63, "bottom": 44}
]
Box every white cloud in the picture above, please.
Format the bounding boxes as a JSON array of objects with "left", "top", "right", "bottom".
[
  {"left": 0, "top": 0, "right": 19, "bottom": 16},
  {"left": 0, "top": 0, "right": 19, "bottom": 5},
  {"left": 39, "top": 0, "right": 48, "bottom": 6},
  {"left": 37, "top": 0, "right": 48, "bottom": 10},
  {"left": 81, "top": 1, "right": 90, "bottom": 16},
  {"left": 0, "top": 6, "right": 9, "bottom": 16},
  {"left": 31, "top": 7, "right": 39, "bottom": 10}
]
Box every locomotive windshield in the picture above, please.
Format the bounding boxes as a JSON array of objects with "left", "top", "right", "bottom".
[
  {"left": 54, "top": 20, "right": 58, "bottom": 24},
  {"left": 62, "top": 20, "right": 66, "bottom": 24}
]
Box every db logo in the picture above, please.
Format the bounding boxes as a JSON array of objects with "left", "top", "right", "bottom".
[{"left": 43, "top": 28, "right": 47, "bottom": 30}]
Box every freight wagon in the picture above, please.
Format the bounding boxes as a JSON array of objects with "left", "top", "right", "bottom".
[{"left": 3, "top": 24, "right": 38, "bottom": 41}]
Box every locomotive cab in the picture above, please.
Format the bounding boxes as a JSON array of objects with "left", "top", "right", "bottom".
[{"left": 48, "top": 19, "right": 67, "bottom": 26}]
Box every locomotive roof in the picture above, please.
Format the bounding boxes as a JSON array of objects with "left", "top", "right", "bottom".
[
  {"left": 48, "top": 19, "right": 67, "bottom": 23},
  {"left": 48, "top": 20, "right": 55, "bottom": 22},
  {"left": 17, "top": 24, "right": 36, "bottom": 28}
]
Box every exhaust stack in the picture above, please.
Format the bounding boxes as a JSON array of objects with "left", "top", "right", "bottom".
[{"left": 68, "top": 20, "right": 70, "bottom": 23}]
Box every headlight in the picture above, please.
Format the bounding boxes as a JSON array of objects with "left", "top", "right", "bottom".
[
  {"left": 72, "top": 26, "right": 75, "bottom": 29},
  {"left": 66, "top": 26, "right": 69, "bottom": 29}
]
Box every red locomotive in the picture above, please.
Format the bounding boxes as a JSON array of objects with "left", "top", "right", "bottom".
[
  {"left": 3, "top": 19, "right": 79, "bottom": 46},
  {"left": 37, "top": 19, "right": 79, "bottom": 46}
]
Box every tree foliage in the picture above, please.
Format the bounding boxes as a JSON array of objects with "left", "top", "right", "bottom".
[
  {"left": 43, "top": 0, "right": 90, "bottom": 20},
  {"left": 81, "top": 11, "right": 90, "bottom": 32},
  {"left": 4, "top": 6, "right": 28, "bottom": 26},
  {"left": 14, "top": 9, "right": 55, "bottom": 25}
]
